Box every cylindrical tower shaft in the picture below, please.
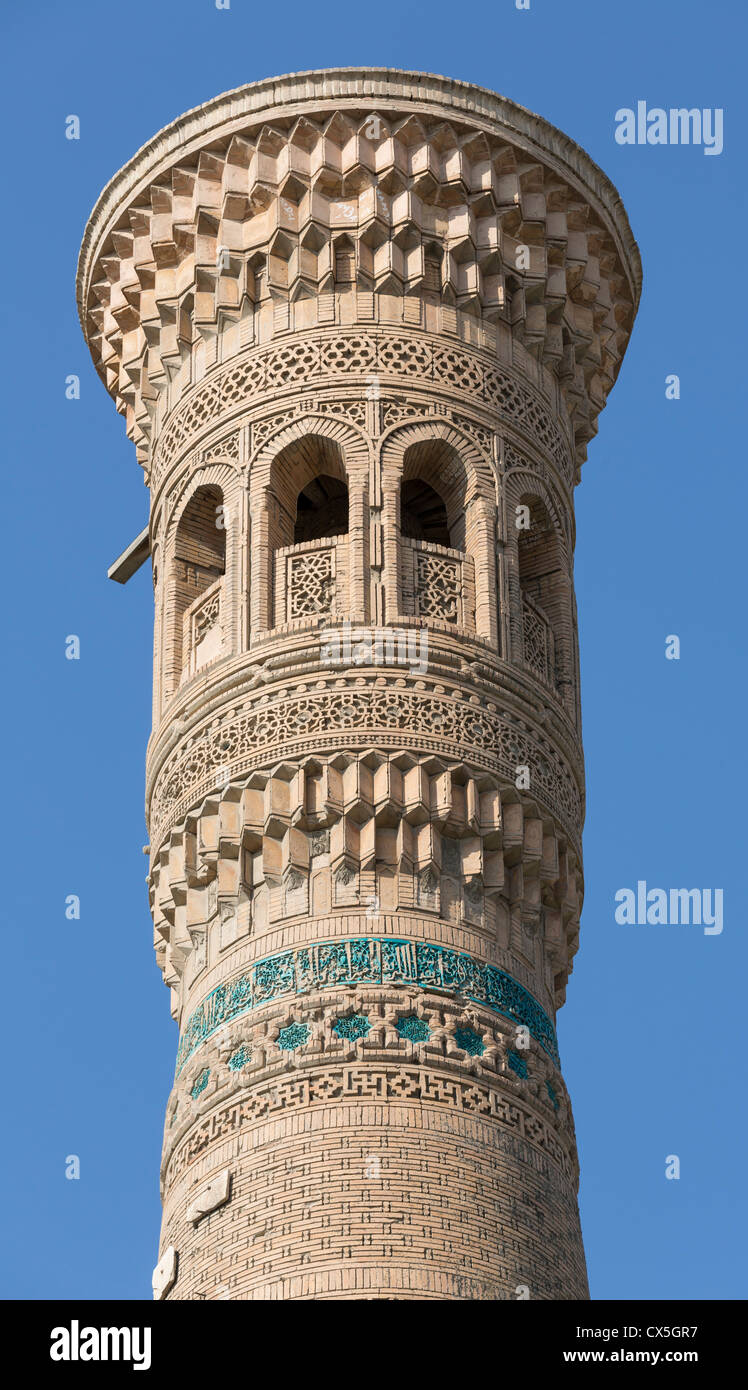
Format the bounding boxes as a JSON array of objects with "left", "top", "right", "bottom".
[{"left": 78, "top": 69, "right": 641, "bottom": 1301}]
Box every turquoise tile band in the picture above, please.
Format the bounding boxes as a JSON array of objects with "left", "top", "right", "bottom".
[{"left": 175, "top": 936, "right": 559, "bottom": 1074}]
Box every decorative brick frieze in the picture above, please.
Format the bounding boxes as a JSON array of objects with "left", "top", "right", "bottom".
[
  {"left": 172, "top": 938, "right": 561, "bottom": 1075},
  {"left": 166, "top": 1063, "right": 575, "bottom": 1189},
  {"left": 147, "top": 688, "right": 584, "bottom": 854},
  {"left": 147, "top": 330, "right": 574, "bottom": 495}
]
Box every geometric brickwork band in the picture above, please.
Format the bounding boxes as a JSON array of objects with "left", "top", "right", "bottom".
[
  {"left": 175, "top": 936, "right": 560, "bottom": 1075},
  {"left": 164, "top": 1067, "right": 575, "bottom": 1187}
]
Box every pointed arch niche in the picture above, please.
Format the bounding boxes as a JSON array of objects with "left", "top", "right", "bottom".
[
  {"left": 249, "top": 417, "right": 369, "bottom": 638},
  {"left": 159, "top": 462, "right": 242, "bottom": 709},
  {"left": 506, "top": 479, "right": 575, "bottom": 712},
  {"left": 380, "top": 422, "right": 498, "bottom": 648}
]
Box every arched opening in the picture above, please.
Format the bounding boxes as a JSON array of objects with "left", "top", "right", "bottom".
[
  {"left": 517, "top": 495, "right": 567, "bottom": 693},
  {"left": 170, "top": 484, "right": 225, "bottom": 687},
  {"left": 399, "top": 439, "right": 473, "bottom": 627},
  {"left": 294, "top": 474, "right": 349, "bottom": 543},
  {"left": 401, "top": 479, "right": 450, "bottom": 546},
  {"left": 401, "top": 439, "right": 467, "bottom": 551},
  {"left": 267, "top": 434, "right": 349, "bottom": 625}
]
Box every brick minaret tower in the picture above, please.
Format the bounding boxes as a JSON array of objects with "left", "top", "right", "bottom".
[{"left": 78, "top": 70, "right": 640, "bottom": 1301}]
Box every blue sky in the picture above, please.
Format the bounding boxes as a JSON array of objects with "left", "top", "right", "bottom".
[{"left": 1, "top": 0, "right": 745, "bottom": 1300}]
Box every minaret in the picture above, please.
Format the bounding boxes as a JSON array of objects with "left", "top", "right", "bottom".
[{"left": 78, "top": 69, "right": 640, "bottom": 1301}]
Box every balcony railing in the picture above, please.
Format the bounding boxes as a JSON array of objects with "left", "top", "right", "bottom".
[
  {"left": 274, "top": 536, "right": 347, "bottom": 627},
  {"left": 521, "top": 591, "right": 555, "bottom": 687},
  {"left": 402, "top": 538, "right": 474, "bottom": 629},
  {"left": 182, "top": 578, "right": 223, "bottom": 680}
]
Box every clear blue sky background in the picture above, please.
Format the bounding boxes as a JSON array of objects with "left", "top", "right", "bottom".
[{"left": 1, "top": 0, "right": 745, "bottom": 1301}]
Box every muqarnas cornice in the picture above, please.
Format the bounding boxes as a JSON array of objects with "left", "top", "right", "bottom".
[{"left": 77, "top": 68, "right": 641, "bottom": 477}]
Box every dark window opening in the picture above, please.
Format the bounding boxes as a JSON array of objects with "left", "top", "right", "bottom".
[
  {"left": 171, "top": 484, "right": 225, "bottom": 683},
  {"left": 294, "top": 474, "right": 349, "bottom": 544},
  {"left": 401, "top": 479, "right": 451, "bottom": 547}
]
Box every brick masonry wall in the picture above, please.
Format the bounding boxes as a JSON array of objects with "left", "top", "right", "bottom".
[{"left": 161, "top": 1088, "right": 589, "bottom": 1300}]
